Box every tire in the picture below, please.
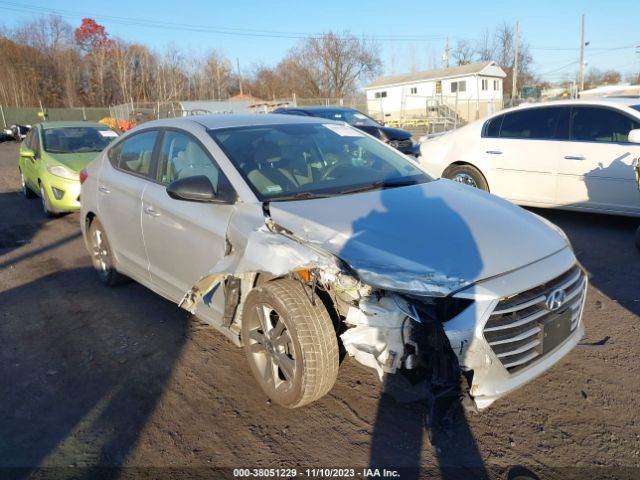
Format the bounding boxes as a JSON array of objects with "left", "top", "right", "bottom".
[
  {"left": 87, "top": 218, "right": 129, "bottom": 286},
  {"left": 242, "top": 279, "right": 339, "bottom": 408},
  {"left": 635, "top": 226, "right": 640, "bottom": 251},
  {"left": 443, "top": 164, "right": 489, "bottom": 191},
  {"left": 39, "top": 183, "right": 57, "bottom": 217},
  {"left": 20, "top": 170, "right": 36, "bottom": 198}
]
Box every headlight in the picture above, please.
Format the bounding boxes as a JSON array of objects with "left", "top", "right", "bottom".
[
  {"left": 47, "top": 165, "right": 79, "bottom": 181},
  {"left": 388, "top": 140, "right": 399, "bottom": 148}
]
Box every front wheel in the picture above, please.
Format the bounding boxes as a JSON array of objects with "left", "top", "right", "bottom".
[
  {"left": 443, "top": 164, "right": 489, "bottom": 191},
  {"left": 242, "top": 279, "right": 339, "bottom": 408},
  {"left": 40, "top": 184, "right": 56, "bottom": 217},
  {"left": 20, "top": 171, "right": 36, "bottom": 198}
]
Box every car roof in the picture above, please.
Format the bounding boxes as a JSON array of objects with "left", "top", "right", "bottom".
[
  {"left": 282, "top": 106, "right": 356, "bottom": 113},
  {"left": 478, "top": 97, "right": 640, "bottom": 125},
  {"left": 139, "top": 113, "right": 340, "bottom": 130},
  {"left": 39, "top": 121, "right": 108, "bottom": 129}
]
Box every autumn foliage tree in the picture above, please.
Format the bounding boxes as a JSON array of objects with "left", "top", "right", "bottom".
[{"left": 74, "top": 18, "right": 111, "bottom": 52}]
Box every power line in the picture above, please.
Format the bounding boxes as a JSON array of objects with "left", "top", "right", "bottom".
[{"left": 0, "top": 1, "right": 450, "bottom": 42}]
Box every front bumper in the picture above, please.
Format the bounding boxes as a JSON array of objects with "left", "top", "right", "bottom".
[
  {"left": 42, "top": 175, "right": 81, "bottom": 211},
  {"left": 442, "top": 247, "right": 586, "bottom": 409}
]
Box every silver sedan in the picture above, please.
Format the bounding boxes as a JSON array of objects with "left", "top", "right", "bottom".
[{"left": 80, "top": 114, "right": 585, "bottom": 410}]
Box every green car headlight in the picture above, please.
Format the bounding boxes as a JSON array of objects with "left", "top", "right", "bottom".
[{"left": 47, "top": 165, "right": 79, "bottom": 181}]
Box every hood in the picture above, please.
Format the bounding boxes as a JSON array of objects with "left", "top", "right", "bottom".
[
  {"left": 45, "top": 151, "right": 101, "bottom": 172},
  {"left": 269, "top": 180, "right": 568, "bottom": 295},
  {"left": 355, "top": 125, "right": 412, "bottom": 141}
]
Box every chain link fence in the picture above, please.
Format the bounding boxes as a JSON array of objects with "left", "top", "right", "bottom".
[{"left": 0, "top": 106, "right": 111, "bottom": 128}]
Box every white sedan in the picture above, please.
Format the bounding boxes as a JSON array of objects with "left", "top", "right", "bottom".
[{"left": 419, "top": 98, "right": 640, "bottom": 217}]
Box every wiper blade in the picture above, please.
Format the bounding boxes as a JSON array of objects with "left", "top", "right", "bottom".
[
  {"left": 337, "top": 179, "right": 420, "bottom": 195},
  {"left": 270, "top": 191, "right": 333, "bottom": 201}
]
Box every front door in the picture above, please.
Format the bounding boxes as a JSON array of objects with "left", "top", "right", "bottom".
[{"left": 141, "top": 129, "right": 235, "bottom": 319}]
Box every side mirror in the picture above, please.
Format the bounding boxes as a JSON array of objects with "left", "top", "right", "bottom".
[
  {"left": 166, "top": 175, "right": 235, "bottom": 203},
  {"left": 20, "top": 148, "right": 35, "bottom": 158},
  {"left": 628, "top": 129, "right": 640, "bottom": 144}
]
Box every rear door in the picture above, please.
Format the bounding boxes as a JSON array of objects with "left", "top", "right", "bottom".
[
  {"left": 556, "top": 106, "right": 640, "bottom": 215},
  {"left": 141, "top": 129, "right": 236, "bottom": 312},
  {"left": 481, "top": 106, "right": 568, "bottom": 205},
  {"left": 97, "top": 129, "right": 160, "bottom": 282}
]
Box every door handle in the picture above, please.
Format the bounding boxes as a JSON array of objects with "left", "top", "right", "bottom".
[
  {"left": 98, "top": 186, "right": 111, "bottom": 194},
  {"left": 564, "top": 155, "right": 585, "bottom": 160},
  {"left": 486, "top": 150, "right": 502, "bottom": 155},
  {"left": 143, "top": 206, "right": 160, "bottom": 217}
]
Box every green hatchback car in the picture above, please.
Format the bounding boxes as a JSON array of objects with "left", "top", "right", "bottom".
[{"left": 19, "top": 121, "right": 118, "bottom": 215}]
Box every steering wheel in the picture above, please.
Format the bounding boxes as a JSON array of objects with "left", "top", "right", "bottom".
[{"left": 321, "top": 162, "right": 363, "bottom": 181}]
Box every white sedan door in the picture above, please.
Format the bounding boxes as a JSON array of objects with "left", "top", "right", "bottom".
[
  {"left": 140, "top": 130, "right": 236, "bottom": 316},
  {"left": 481, "top": 106, "right": 566, "bottom": 206},
  {"left": 556, "top": 106, "right": 640, "bottom": 215}
]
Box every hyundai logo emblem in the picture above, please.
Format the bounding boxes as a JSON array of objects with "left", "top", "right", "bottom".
[{"left": 545, "top": 288, "right": 567, "bottom": 311}]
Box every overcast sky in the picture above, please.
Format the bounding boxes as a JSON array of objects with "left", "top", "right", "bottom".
[{"left": 2, "top": 0, "right": 639, "bottom": 83}]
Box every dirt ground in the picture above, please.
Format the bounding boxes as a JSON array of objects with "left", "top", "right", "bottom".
[{"left": 1, "top": 140, "right": 639, "bottom": 480}]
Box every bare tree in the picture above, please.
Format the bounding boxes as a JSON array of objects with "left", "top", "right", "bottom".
[
  {"left": 475, "top": 29, "right": 493, "bottom": 61},
  {"left": 452, "top": 40, "right": 475, "bottom": 65},
  {"left": 286, "top": 32, "right": 382, "bottom": 97}
]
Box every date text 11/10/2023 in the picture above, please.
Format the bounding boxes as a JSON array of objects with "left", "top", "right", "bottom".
[{"left": 232, "top": 468, "right": 401, "bottom": 478}]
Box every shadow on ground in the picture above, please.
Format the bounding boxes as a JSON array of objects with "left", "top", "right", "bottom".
[{"left": 0, "top": 267, "right": 189, "bottom": 479}]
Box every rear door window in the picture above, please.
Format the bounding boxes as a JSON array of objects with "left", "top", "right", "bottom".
[
  {"left": 570, "top": 106, "right": 640, "bottom": 143},
  {"left": 499, "top": 107, "right": 567, "bottom": 140},
  {"left": 109, "top": 130, "right": 159, "bottom": 177}
]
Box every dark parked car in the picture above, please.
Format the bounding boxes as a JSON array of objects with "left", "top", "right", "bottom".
[{"left": 272, "top": 106, "right": 420, "bottom": 158}]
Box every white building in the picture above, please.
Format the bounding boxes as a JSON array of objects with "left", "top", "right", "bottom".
[{"left": 365, "top": 61, "right": 507, "bottom": 123}]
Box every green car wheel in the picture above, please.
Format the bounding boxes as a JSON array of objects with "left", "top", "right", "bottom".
[
  {"left": 20, "top": 171, "right": 36, "bottom": 199},
  {"left": 40, "top": 184, "right": 56, "bottom": 217}
]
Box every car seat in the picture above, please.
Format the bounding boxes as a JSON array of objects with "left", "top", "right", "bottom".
[{"left": 247, "top": 142, "right": 298, "bottom": 194}]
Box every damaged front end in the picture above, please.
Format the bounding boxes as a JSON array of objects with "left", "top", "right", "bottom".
[{"left": 178, "top": 204, "right": 478, "bottom": 409}]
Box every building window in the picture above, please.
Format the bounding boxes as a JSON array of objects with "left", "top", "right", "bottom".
[
  {"left": 494, "top": 80, "right": 500, "bottom": 90},
  {"left": 451, "top": 81, "right": 466, "bottom": 93},
  {"left": 482, "top": 79, "right": 488, "bottom": 91},
  {"left": 410, "top": 87, "right": 417, "bottom": 94},
  {"left": 374, "top": 91, "right": 387, "bottom": 99}
]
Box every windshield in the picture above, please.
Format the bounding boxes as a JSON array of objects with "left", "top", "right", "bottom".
[
  {"left": 209, "top": 123, "right": 430, "bottom": 201},
  {"left": 631, "top": 105, "right": 640, "bottom": 113},
  {"left": 311, "top": 110, "right": 381, "bottom": 127},
  {"left": 42, "top": 126, "right": 118, "bottom": 154}
]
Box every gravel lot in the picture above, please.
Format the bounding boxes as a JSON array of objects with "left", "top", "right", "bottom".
[{"left": 1, "top": 140, "right": 639, "bottom": 479}]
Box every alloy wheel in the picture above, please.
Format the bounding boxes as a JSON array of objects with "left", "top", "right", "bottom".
[
  {"left": 453, "top": 172, "right": 478, "bottom": 188},
  {"left": 91, "top": 228, "right": 110, "bottom": 280},
  {"left": 246, "top": 304, "right": 296, "bottom": 394}
]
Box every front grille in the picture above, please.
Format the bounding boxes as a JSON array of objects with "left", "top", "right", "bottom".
[{"left": 483, "top": 265, "right": 586, "bottom": 374}]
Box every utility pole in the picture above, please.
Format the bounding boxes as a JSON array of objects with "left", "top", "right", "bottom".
[
  {"left": 512, "top": 20, "right": 519, "bottom": 105},
  {"left": 236, "top": 58, "right": 243, "bottom": 97},
  {"left": 443, "top": 37, "right": 450, "bottom": 68},
  {"left": 579, "top": 14, "right": 586, "bottom": 92}
]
